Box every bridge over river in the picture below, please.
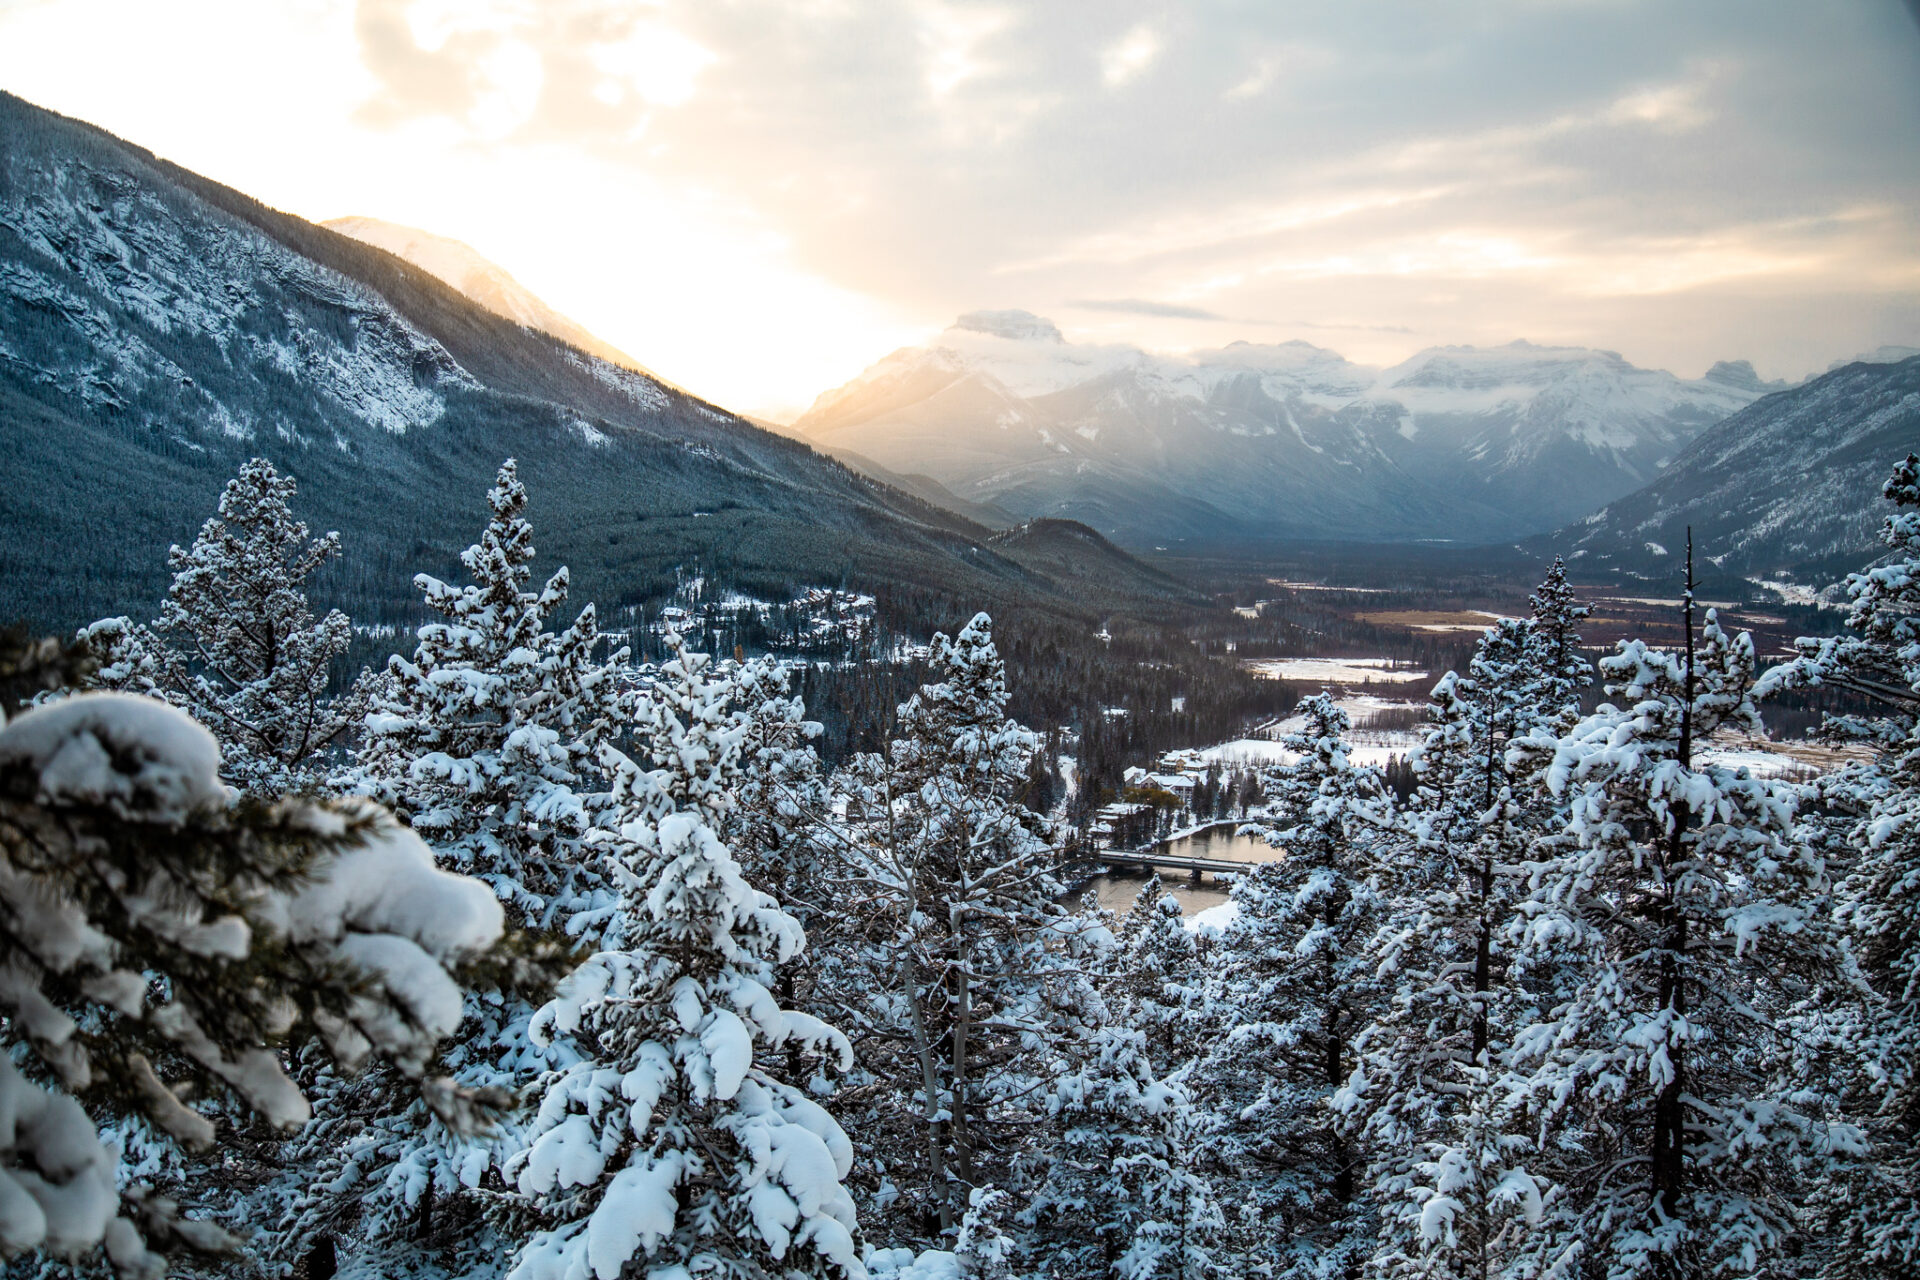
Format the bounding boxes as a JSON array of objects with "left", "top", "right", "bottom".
[
  {"left": 1068, "top": 822, "right": 1280, "bottom": 911},
  {"left": 1080, "top": 848, "right": 1255, "bottom": 877}
]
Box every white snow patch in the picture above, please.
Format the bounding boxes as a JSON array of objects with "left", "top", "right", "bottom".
[
  {"left": 0, "top": 693, "right": 226, "bottom": 817},
  {"left": 1196, "top": 738, "right": 1407, "bottom": 769},
  {"left": 1184, "top": 901, "right": 1242, "bottom": 935},
  {"left": 869, "top": 1249, "right": 959, "bottom": 1280},
  {"left": 1247, "top": 657, "right": 1430, "bottom": 685}
]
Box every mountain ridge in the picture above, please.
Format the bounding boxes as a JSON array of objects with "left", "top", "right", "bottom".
[
  {"left": 1545, "top": 352, "right": 1920, "bottom": 583},
  {"left": 792, "top": 312, "right": 1775, "bottom": 548},
  {"left": 0, "top": 92, "right": 1192, "bottom": 635},
  {"left": 321, "top": 215, "right": 668, "bottom": 385}
]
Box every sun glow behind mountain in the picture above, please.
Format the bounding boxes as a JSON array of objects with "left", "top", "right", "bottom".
[{"left": 1, "top": 0, "right": 1915, "bottom": 421}]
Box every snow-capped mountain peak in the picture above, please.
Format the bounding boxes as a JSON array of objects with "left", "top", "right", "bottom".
[
  {"left": 1190, "top": 339, "right": 1375, "bottom": 399},
  {"left": 1559, "top": 353, "right": 1920, "bottom": 577},
  {"left": 793, "top": 315, "right": 1781, "bottom": 545},
  {"left": 1383, "top": 340, "right": 1624, "bottom": 391},
  {"left": 1701, "top": 359, "right": 1790, "bottom": 394}
]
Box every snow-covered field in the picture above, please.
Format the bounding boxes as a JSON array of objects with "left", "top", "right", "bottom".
[
  {"left": 1596, "top": 594, "right": 1741, "bottom": 610},
  {"left": 1697, "top": 747, "right": 1814, "bottom": 779},
  {"left": 1755, "top": 578, "right": 1841, "bottom": 609},
  {"left": 1247, "top": 657, "right": 1432, "bottom": 685},
  {"left": 1198, "top": 737, "right": 1407, "bottom": 769},
  {"left": 1200, "top": 731, "right": 1835, "bottom": 781},
  {"left": 1265, "top": 579, "right": 1389, "bottom": 594}
]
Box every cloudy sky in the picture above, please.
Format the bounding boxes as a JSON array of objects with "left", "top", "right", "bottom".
[{"left": 2, "top": 0, "right": 1917, "bottom": 419}]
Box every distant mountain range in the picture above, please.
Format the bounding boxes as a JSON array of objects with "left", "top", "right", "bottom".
[
  {"left": 5, "top": 87, "right": 1909, "bottom": 633},
  {"left": 0, "top": 93, "right": 1188, "bottom": 634},
  {"left": 789, "top": 311, "right": 1779, "bottom": 548},
  {"left": 1548, "top": 352, "right": 1920, "bottom": 585}
]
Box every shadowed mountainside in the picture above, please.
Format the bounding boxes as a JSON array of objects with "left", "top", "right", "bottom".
[{"left": 0, "top": 92, "right": 1197, "bottom": 637}]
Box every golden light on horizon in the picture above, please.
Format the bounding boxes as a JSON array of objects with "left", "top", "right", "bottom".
[{"left": 3, "top": 0, "right": 1914, "bottom": 418}]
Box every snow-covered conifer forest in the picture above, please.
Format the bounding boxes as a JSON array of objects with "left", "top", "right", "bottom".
[{"left": 1, "top": 445, "right": 1916, "bottom": 1280}]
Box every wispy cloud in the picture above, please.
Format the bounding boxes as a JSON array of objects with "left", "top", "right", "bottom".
[
  {"left": 1069, "top": 297, "right": 1231, "bottom": 321},
  {"left": 1066, "top": 299, "right": 1419, "bottom": 334},
  {"left": 2, "top": 0, "right": 1915, "bottom": 407},
  {"left": 1288, "top": 320, "right": 1420, "bottom": 335}
]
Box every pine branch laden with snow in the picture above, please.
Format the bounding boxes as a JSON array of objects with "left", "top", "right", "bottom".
[
  {"left": 82, "top": 457, "right": 368, "bottom": 794},
  {"left": 1339, "top": 568, "right": 1591, "bottom": 1279},
  {"left": 1503, "top": 600, "right": 1861, "bottom": 1279},
  {"left": 1197, "top": 692, "right": 1393, "bottom": 1274},
  {"left": 257, "top": 460, "right": 627, "bottom": 1274},
  {"left": 1757, "top": 452, "right": 1920, "bottom": 736},
  {"left": 809, "top": 612, "right": 1085, "bottom": 1242},
  {"left": 0, "top": 686, "right": 503, "bottom": 1278},
  {"left": 507, "top": 634, "right": 864, "bottom": 1280},
  {"left": 724, "top": 657, "right": 832, "bottom": 910},
  {"left": 1109, "top": 879, "right": 1206, "bottom": 1077},
  {"left": 1022, "top": 1025, "right": 1223, "bottom": 1280},
  {"left": 351, "top": 458, "right": 627, "bottom": 935},
  {"left": 1752, "top": 453, "right": 1920, "bottom": 1276},
  {"left": 603, "top": 629, "right": 752, "bottom": 841}
]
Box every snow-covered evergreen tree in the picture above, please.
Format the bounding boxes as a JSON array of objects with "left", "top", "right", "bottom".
[
  {"left": 83, "top": 457, "right": 365, "bottom": 792},
  {"left": 1755, "top": 453, "right": 1920, "bottom": 1276},
  {"left": 724, "top": 656, "right": 831, "bottom": 914},
  {"left": 1527, "top": 556, "right": 1592, "bottom": 734},
  {"left": 0, "top": 640, "right": 506, "bottom": 1278},
  {"left": 1505, "top": 547, "right": 1859, "bottom": 1279},
  {"left": 1022, "top": 1026, "right": 1221, "bottom": 1280},
  {"left": 352, "top": 458, "right": 625, "bottom": 929},
  {"left": 506, "top": 632, "right": 864, "bottom": 1280},
  {"left": 820, "top": 613, "right": 1078, "bottom": 1241},
  {"left": 245, "top": 461, "right": 625, "bottom": 1275},
  {"left": 1110, "top": 879, "right": 1204, "bottom": 1076},
  {"left": 1342, "top": 572, "right": 1592, "bottom": 1279},
  {"left": 1199, "top": 693, "right": 1391, "bottom": 1275}
]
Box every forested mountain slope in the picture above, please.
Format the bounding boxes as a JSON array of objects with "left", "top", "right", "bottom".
[
  {"left": 1549, "top": 353, "right": 1920, "bottom": 583},
  {"left": 792, "top": 311, "right": 1770, "bottom": 548},
  {"left": 0, "top": 93, "right": 1193, "bottom": 633}
]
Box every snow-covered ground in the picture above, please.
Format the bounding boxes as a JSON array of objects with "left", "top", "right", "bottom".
[
  {"left": 1199, "top": 731, "right": 1835, "bottom": 781},
  {"left": 1185, "top": 901, "right": 1242, "bottom": 935},
  {"left": 1198, "top": 738, "right": 1407, "bottom": 769},
  {"left": 1697, "top": 734, "right": 1868, "bottom": 780},
  {"left": 1596, "top": 594, "right": 1742, "bottom": 610},
  {"left": 1265, "top": 579, "right": 1390, "bottom": 594},
  {"left": 1697, "top": 746, "right": 1813, "bottom": 779},
  {"left": 1755, "top": 578, "right": 1842, "bottom": 609},
  {"left": 1246, "top": 657, "right": 1432, "bottom": 685}
]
